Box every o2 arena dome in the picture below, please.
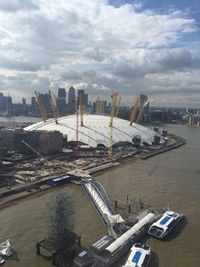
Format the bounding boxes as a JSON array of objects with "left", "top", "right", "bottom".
[{"left": 24, "top": 114, "right": 157, "bottom": 148}]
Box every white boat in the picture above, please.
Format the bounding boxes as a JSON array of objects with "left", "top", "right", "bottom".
[
  {"left": 148, "top": 210, "right": 183, "bottom": 238},
  {"left": 0, "top": 240, "right": 13, "bottom": 257},
  {"left": 122, "top": 243, "right": 151, "bottom": 267},
  {"left": 0, "top": 256, "right": 5, "bottom": 265}
]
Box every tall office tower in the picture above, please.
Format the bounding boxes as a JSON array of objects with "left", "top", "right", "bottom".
[
  {"left": 22, "top": 98, "right": 26, "bottom": 105},
  {"left": 6, "top": 96, "right": 12, "bottom": 117},
  {"left": 83, "top": 93, "right": 88, "bottom": 106},
  {"left": 78, "top": 89, "right": 88, "bottom": 106},
  {"left": 58, "top": 88, "right": 66, "bottom": 99},
  {"left": 0, "top": 93, "right": 4, "bottom": 111},
  {"left": 31, "top": 96, "right": 37, "bottom": 115},
  {"left": 57, "top": 88, "right": 66, "bottom": 115},
  {"left": 96, "top": 99, "right": 107, "bottom": 114},
  {"left": 21, "top": 98, "right": 27, "bottom": 115},
  {"left": 0, "top": 92, "right": 8, "bottom": 111},
  {"left": 77, "top": 89, "right": 84, "bottom": 105},
  {"left": 68, "top": 87, "right": 76, "bottom": 114}
]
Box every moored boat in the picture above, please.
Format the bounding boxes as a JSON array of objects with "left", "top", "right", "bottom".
[
  {"left": 122, "top": 243, "right": 151, "bottom": 267},
  {"left": 0, "top": 256, "right": 5, "bottom": 265},
  {"left": 148, "top": 210, "right": 183, "bottom": 238},
  {"left": 0, "top": 240, "right": 13, "bottom": 257}
]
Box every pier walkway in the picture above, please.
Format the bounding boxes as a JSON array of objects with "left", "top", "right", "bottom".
[{"left": 81, "top": 179, "right": 125, "bottom": 239}]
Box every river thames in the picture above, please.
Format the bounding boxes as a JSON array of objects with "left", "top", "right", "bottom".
[{"left": 0, "top": 124, "right": 200, "bottom": 267}]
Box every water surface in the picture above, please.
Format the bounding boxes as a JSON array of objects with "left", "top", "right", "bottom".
[{"left": 0, "top": 124, "right": 200, "bottom": 267}]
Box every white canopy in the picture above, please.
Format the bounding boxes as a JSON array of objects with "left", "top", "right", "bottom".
[{"left": 25, "top": 114, "right": 156, "bottom": 148}]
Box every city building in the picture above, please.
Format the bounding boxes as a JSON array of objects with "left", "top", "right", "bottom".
[
  {"left": 77, "top": 89, "right": 88, "bottom": 106},
  {"left": 58, "top": 88, "right": 66, "bottom": 98},
  {"left": 95, "top": 99, "right": 107, "bottom": 115},
  {"left": 57, "top": 88, "right": 66, "bottom": 115},
  {"left": 68, "top": 87, "right": 76, "bottom": 114},
  {"left": 0, "top": 129, "right": 63, "bottom": 155},
  {"left": 6, "top": 95, "right": 12, "bottom": 117},
  {"left": 30, "top": 96, "right": 38, "bottom": 116}
]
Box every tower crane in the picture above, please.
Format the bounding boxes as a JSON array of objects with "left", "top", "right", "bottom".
[
  {"left": 21, "top": 140, "right": 48, "bottom": 162},
  {"left": 35, "top": 91, "right": 48, "bottom": 122},
  {"left": 109, "top": 92, "right": 118, "bottom": 157}
]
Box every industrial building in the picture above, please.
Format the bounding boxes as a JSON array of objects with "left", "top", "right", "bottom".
[
  {"left": 0, "top": 129, "right": 63, "bottom": 156},
  {"left": 24, "top": 114, "right": 157, "bottom": 148}
]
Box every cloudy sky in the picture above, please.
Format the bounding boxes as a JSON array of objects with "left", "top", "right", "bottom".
[{"left": 0, "top": 0, "right": 200, "bottom": 107}]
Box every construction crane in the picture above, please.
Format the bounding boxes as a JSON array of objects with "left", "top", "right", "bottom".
[
  {"left": 21, "top": 140, "right": 49, "bottom": 162},
  {"left": 35, "top": 91, "right": 48, "bottom": 122},
  {"left": 109, "top": 92, "right": 118, "bottom": 157},
  {"left": 49, "top": 90, "right": 59, "bottom": 124},
  {"left": 136, "top": 97, "right": 149, "bottom": 124},
  {"left": 129, "top": 96, "right": 140, "bottom": 126},
  {"left": 115, "top": 96, "right": 121, "bottom": 117}
]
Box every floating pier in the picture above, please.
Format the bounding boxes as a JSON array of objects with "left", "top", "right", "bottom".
[{"left": 74, "top": 211, "right": 158, "bottom": 267}]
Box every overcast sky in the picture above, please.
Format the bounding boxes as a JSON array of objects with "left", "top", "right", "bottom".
[{"left": 0, "top": 0, "right": 200, "bottom": 107}]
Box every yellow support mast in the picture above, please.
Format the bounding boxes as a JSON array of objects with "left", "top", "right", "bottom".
[
  {"left": 80, "top": 94, "right": 84, "bottom": 126},
  {"left": 115, "top": 96, "right": 121, "bottom": 117},
  {"left": 49, "top": 90, "right": 58, "bottom": 124},
  {"left": 35, "top": 91, "right": 48, "bottom": 122},
  {"left": 109, "top": 92, "right": 118, "bottom": 157},
  {"left": 53, "top": 93, "right": 60, "bottom": 118},
  {"left": 130, "top": 96, "right": 140, "bottom": 126},
  {"left": 136, "top": 96, "right": 149, "bottom": 124}
]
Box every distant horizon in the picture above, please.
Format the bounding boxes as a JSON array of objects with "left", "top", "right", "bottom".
[{"left": 0, "top": 89, "right": 200, "bottom": 110}]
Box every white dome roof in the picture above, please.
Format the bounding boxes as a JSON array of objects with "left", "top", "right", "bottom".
[{"left": 24, "top": 114, "right": 156, "bottom": 148}]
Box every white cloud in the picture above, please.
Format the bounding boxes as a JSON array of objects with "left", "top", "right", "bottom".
[{"left": 0, "top": 0, "right": 199, "bottom": 106}]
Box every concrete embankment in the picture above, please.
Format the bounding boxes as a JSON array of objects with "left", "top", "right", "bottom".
[{"left": 138, "top": 135, "right": 186, "bottom": 159}]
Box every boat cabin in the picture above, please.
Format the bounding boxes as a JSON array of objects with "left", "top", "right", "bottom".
[
  {"left": 148, "top": 210, "right": 183, "bottom": 238},
  {"left": 122, "top": 243, "right": 151, "bottom": 267}
]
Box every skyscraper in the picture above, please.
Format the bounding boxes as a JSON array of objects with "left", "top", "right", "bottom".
[
  {"left": 57, "top": 88, "right": 66, "bottom": 115},
  {"left": 95, "top": 99, "right": 107, "bottom": 114},
  {"left": 68, "top": 87, "right": 76, "bottom": 114},
  {"left": 6, "top": 96, "right": 12, "bottom": 117},
  {"left": 31, "top": 96, "right": 38, "bottom": 115},
  {"left": 58, "top": 88, "right": 66, "bottom": 99},
  {"left": 77, "top": 89, "right": 88, "bottom": 106},
  {"left": 22, "top": 98, "right": 26, "bottom": 105}
]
